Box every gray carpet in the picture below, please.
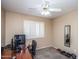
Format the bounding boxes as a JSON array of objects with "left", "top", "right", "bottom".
[{"left": 34, "top": 47, "right": 71, "bottom": 59}]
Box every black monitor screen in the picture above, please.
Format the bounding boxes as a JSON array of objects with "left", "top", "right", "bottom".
[{"left": 14, "top": 34, "right": 25, "bottom": 40}]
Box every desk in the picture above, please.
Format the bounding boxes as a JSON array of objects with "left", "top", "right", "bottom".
[
  {"left": 2, "top": 49, "right": 12, "bottom": 59},
  {"left": 16, "top": 49, "right": 32, "bottom": 59},
  {"left": 2, "top": 48, "right": 32, "bottom": 59}
]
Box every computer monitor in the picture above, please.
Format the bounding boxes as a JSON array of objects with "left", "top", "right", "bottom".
[{"left": 14, "top": 34, "right": 25, "bottom": 40}]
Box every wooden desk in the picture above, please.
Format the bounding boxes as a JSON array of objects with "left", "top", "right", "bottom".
[
  {"left": 2, "top": 48, "right": 32, "bottom": 59},
  {"left": 16, "top": 49, "right": 32, "bottom": 59}
]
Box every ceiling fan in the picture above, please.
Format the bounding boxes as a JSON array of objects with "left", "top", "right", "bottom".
[{"left": 29, "top": 0, "right": 62, "bottom": 15}]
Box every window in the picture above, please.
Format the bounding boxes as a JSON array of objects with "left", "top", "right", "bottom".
[{"left": 24, "top": 20, "right": 45, "bottom": 39}]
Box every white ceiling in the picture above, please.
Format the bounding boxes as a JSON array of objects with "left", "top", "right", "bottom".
[{"left": 1, "top": 0, "right": 78, "bottom": 19}]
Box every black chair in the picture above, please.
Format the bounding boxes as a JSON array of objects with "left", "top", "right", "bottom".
[
  {"left": 28, "top": 40, "right": 37, "bottom": 59},
  {"left": 1, "top": 47, "right": 4, "bottom": 54},
  {"left": 31, "top": 40, "right": 37, "bottom": 56}
]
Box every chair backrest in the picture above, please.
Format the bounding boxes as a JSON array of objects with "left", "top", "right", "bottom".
[
  {"left": 11, "top": 38, "right": 13, "bottom": 50},
  {"left": 32, "top": 40, "right": 37, "bottom": 51}
]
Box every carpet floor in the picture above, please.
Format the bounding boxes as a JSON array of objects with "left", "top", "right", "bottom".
[{"left": 34, "top": 47, "right": 71, "bottom": 59}]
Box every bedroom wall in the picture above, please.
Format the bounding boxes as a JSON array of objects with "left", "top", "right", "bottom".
[
  {"left": 4, "top": 10, "right": 78, "bottom": 54},
  {"left": 52, "top": 10, "right": 78, "bottom": 55},
  {"left": 1, "top": 8, "right": 5, "bottom": 47},
  {"left": 5, "top": 11, "right": 52, "bottom": 49}
]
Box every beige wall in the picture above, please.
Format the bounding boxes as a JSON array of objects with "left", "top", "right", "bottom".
[
  {"left": 5, "top": 10, "right": 78, "bottom": 54},
  {"left": 5, "top": 11, "right": 52, "bottom": 49},
  {"left": 1, "top": 8, "right": 5, "bottom": 47},
  {"left": 52, "top": 11, "right": 78, "bottom": 55}
]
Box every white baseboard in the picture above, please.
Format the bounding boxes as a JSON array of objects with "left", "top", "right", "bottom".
[
  {"left": 52, "top": 46, "right": 58, "bottom": 49},
  {"left": 36, "top": 45, "right": 53, "bottom": 50}
]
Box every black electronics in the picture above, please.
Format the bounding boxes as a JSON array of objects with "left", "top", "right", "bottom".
[{"left": 14, "top": 34, "right": 26, "bottom": 53}]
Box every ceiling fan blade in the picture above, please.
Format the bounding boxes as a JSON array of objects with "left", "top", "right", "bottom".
[
  {"left": 28, "top": 5, "right": 42, "bottom": 9},
  {"left": 49, "top": 8, "right": 62, "bottom": 12},
  {"left": 28, "top": 8, "right": 37, "bottom": 10},
  {"left": 28, "top": 7, "right": 42, "bottom": 11}
]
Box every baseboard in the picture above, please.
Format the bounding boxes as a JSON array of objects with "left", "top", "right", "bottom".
[
  {"left": 52, "top": 46, "right": 58, "bottom": 49},
  {"left": 36, "top": 45, "right": 53, "bottom": 50}
]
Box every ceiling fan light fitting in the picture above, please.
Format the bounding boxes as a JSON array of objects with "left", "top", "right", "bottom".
[{"left": 41, "top": 10, "right": 50, "bottom": 15}]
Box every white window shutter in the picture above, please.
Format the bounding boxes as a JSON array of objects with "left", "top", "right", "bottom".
[{"left": 24, "top": 20, "right": 44, "bottom": 39}]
